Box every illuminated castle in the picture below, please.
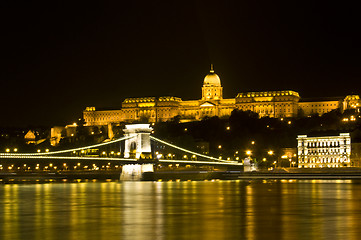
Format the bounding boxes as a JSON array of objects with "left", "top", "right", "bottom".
[{"left": 83, "top": 65, "right": 360, "bottom": 126}]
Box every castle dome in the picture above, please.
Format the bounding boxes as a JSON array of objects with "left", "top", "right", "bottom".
[{"left": 203, "top": 64, "right": 221, "bottom": 86}]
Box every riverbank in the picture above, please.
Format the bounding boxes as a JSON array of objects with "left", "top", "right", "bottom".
[
  {"left": 240, "top": 168, "right": 361, "bottom": 180},
  {"left": 1, "top": 168, "right": 361, "bottom": 183}
]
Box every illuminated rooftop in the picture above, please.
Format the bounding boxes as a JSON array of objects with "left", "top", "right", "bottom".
[
  {"left": 236, "top": 90, "right": 300, "bottom": 98},
  {"left": 123, "top": 96, "right": 182, "bottom": 103}
]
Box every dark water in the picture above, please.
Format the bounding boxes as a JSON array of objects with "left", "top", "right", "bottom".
[{"left": 1, "top": 179, "right": 361, "bottom": 240}]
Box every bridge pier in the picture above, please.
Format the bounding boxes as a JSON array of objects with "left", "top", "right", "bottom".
[
  {"left": 121, "top": 124, "right": 155, "bottom": 181},
  {"left": 120, "top": 164, "right": 154, "bottom": 181}
]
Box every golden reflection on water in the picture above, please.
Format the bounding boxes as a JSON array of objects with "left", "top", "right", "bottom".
[{"left": 1, "top": 180, "right": 361, "bottom": 240}]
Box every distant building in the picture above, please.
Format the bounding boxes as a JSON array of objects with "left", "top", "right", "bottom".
[
  {"left": 65, "top": 124, "right": 77, "bottom": 137},
  {"left": 50, "top": 126, "right": 65, "bottom": 146},
  {"left": 297, "top": 133, "right": 351, "bottom": 168},
  {"left": 83, "top": 65, "right": 361, "bottom": 126},
  {"left": 351, "top": 143, "right": 361, "bottom": 167},
  {"left": 24, "top": 130, "right": 36, "bottom": 144}
]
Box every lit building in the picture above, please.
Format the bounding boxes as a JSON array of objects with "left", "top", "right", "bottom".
[
  {"left": 24, "top": 130, "right": 36, "bottom": 144},
  {"left": 83, "top": 65, "right": 361, "bottom": 126},
  {"left": 298, "top": 98, "right": 341, "bottom": 116},
  {"left": 297, "top": 133, "right": 351, "bottom": 168}
]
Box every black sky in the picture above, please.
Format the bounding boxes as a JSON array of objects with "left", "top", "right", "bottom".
[{"left": 1, "top": 1, "right": 360, "bottom": 127}]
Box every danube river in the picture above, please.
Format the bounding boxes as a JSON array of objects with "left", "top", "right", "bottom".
[{"left": 1, "top": 180, "right": 361, "bottom": 240}]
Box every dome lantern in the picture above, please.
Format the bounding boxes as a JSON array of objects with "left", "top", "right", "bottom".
[{"left": 203, "top": 64, "right": 221, "bottom": 86}]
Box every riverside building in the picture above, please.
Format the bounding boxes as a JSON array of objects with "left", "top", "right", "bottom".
[
  {"left": 297, "top": 133, "right": 351, "bottom": 168},
  {"left": 83, "top": 65, "right": 361, "bottom": 126}
]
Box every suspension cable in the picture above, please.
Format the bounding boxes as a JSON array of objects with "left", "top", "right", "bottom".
[
  {"left": 0, "top": 135, "right": 134, "bottom": 156},
  {"left": 150, "top": 136, "right": 235, "bottom": 163}
]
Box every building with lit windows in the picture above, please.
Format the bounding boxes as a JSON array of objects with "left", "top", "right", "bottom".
[
  {"left": 83, "top": 65, "right": 361, "bottom": 126},
  {"left": 297, "top": 133, "right": 351, "bottom": 168}
]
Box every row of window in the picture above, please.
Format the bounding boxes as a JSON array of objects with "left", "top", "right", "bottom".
[
  {"left": 306, "top": 149, "right": 346, "bottom": 155},
  {"left": 301, "top": 164, "right": 345, "bottom": 168},
  {"left": 305, "top": 141, "right": 345, "bottom": 147},
  {"left": 300, "top": 157, "right": 348, "bottom": 163}
]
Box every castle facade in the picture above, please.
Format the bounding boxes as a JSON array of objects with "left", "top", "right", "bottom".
[{"left": 83, "top": 66, "right": 360, "bottom": 126}]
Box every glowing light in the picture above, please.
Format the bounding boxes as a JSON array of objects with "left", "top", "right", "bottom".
[
  {"left": 0, "top": 134, "right": 241, "bottom": 167},
  {"left": 246, "top": 150, "right": 252, "bottom": 156}
]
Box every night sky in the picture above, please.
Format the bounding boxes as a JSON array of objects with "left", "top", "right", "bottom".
[{"left": 1, "top": 1, "right": 360, "bottom": 127}]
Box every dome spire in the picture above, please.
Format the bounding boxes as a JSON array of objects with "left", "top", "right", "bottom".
[{"left": 210, "top": 64, "right": 214, "bottom": 73}]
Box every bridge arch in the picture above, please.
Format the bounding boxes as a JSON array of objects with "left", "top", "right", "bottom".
[{"left": 123, "top": 124, "right": 153, "bottom": 159}]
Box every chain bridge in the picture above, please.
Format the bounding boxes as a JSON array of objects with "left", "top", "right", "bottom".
[{"left": 0, "top": 124, "right": 243, "bottom": 180}]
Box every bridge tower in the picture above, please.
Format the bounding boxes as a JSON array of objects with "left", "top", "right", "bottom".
[
  {"left": 123, "top": 124, "right": 153, "bottom": 159},
  {"left": 121, "top": 124, "right": 154, "bottom": 181}
]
